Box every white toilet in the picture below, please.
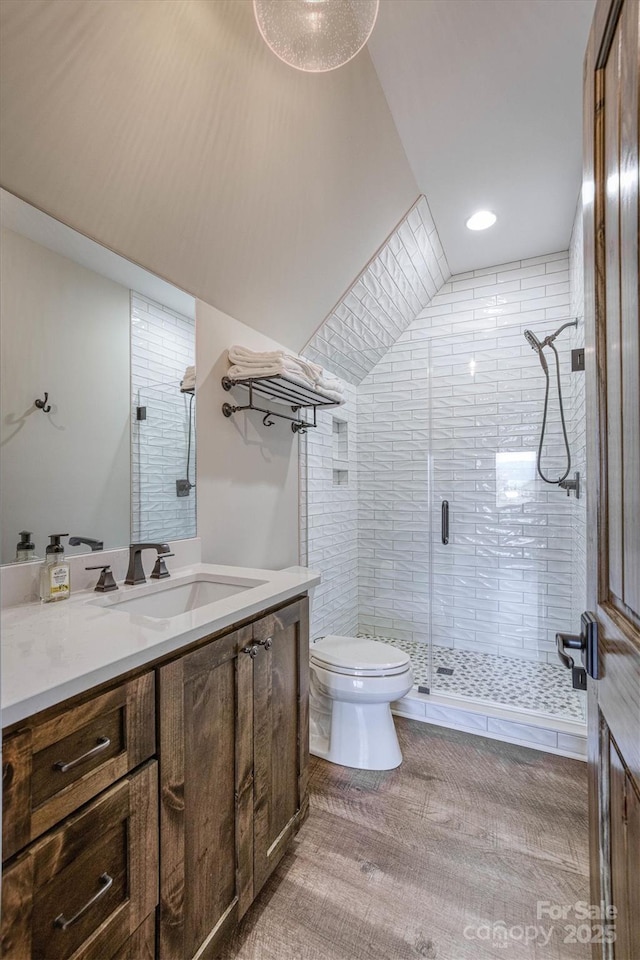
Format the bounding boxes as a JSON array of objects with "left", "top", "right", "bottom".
[{"left": 309, "top": 636, "right": 414, "bottom": 770}]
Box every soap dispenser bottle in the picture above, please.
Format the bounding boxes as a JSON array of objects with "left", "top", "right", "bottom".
[
  {"left": 40, "top": 534, "right": 71, "bottom": 602},
  {"left": 16, "top": 530, "right": 35, "bottom": 562}
]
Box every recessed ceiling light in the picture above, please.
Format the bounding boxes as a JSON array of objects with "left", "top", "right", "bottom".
[{"left": 466, "top": 210, "right": 497, "bottom": 231}]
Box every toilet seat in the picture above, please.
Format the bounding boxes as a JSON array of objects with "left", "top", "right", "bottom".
[{"left": 310, "top": 636, "right": 411, "bottom": 677}]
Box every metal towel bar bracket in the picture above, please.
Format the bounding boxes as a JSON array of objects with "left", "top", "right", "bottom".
[{"left": 221, "top": 374, "right": 340, "bottom": 434}]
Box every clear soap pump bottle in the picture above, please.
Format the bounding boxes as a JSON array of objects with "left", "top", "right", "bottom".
[
  {"left": 40, "top": 534, "right": 71, "bottom": 602},
  {"left": 16, "top": 530, "right": 35, "bottom": 562}
]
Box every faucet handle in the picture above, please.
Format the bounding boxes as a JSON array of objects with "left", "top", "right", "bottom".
[
  {"left": 150, "top": 553, "right": 174, "bottom": 580},
  {"left": 85, "top": 565, "right": 118, "bottom": 593}
]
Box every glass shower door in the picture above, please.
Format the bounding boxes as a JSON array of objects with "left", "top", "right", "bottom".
[{"left": 428, "top": 326, "right": 586, "bottom": 723}]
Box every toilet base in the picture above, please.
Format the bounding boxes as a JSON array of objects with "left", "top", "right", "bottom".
[{"left": 310, "top": 700, "right": 403, "bottom": 770}]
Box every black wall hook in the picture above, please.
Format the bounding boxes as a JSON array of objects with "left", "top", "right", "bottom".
[{"left": 34, "top": 392, "right": 51, "bottom": 413}]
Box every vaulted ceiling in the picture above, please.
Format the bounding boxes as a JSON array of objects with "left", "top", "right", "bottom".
[
  {"left": 0, "top": 0, "right": 417, "bottom": 351},
  {"left": 0, "top": 0, "right": 595, "bottom": 353}
]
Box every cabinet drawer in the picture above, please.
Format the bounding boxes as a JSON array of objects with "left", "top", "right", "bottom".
[
  {"left": 2, "top": 672, "right": 155, "bottom": 861},
  {"left": 1, "top": 761, "right": 158, "bottom": 960}
]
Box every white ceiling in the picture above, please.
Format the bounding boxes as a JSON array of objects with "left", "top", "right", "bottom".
[
  {"left": 368, "top": 0, "right": 596, "bottom": 275},
  {"left": 0, "top": 0, "right": 417, "bottom": 352},
  {"left": 1, "top": 190, "right": 195, "bottom": 319}
]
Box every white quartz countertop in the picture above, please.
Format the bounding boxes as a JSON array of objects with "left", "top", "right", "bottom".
[{"left": 1, "top": 562, "right": 320, "bottom": 728}]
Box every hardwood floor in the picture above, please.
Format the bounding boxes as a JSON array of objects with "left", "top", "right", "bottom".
[{"left": 221, "top": 719, "right": 590, "bottom": 960}]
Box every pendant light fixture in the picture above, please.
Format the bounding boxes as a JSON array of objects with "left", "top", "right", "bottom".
[{"left": 253, "top": 0, "right": 379, "bottom": 73}]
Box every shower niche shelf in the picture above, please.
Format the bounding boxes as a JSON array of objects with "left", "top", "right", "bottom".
[{"left": 221, "top": 374, "right": 341, "bottom": 434}]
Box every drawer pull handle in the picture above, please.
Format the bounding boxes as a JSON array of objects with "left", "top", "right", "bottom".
[
  {"left": 53, "top": 872, "right": 113, "bottom": 930},
  {"left": 257, "top": 637, "right": 273, "bottom": 650},
  {"left": 54, "top": 736, "right": 111, "bottom": 773}
]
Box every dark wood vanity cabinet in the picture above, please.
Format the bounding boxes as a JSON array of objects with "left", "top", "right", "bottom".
[
  {"left": 1, "top": 594, "right": 310, "bottom": 960},
  {"left": 1, "top": 672, "right": 158, "bottom": 960},
  {"left": 158, "top": 596, "right": 309, "bottom": 960}
]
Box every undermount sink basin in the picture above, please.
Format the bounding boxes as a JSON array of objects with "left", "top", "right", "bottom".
[{"left": 103, "top": 576, "right": 266, "bottom": 619}]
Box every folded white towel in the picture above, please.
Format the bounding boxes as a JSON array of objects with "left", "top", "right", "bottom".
[
  {"left": 180, "top": 365, "right": 196, "bottom": 392},
  {"left": 316, "top": 376, "right": 344, "bottom": 395},
  {"left": 227, "top": 364, "right": 344, "bottom": 404},
  {"left": 312, "top": 386, "right": 344, "bottom": 404},
  {"left": 226, "top": 346, "right": 345, "bottom": 405},
  {"left": 228, "top": 346, "right": 323, "bottom": 386}
]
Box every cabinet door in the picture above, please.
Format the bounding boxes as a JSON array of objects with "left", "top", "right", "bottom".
[
  {"left": 252, "top": 597, "right": 309, "bottom": 895},
  {"left": 1, "top": 761, "right": 157, "bottom": 960},
  {"left": 158, "top": 626, "right": 254, "bottom": 960}
]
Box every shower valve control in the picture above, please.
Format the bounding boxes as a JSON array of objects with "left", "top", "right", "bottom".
[
  {"left": 559, "top": 472, "right": 580, "bottom": 499},
  {"left": 556, "top": 611, "right": 599, "bottom": 690}
]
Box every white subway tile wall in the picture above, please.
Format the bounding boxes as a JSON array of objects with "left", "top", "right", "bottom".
[
  {"left": 131, "top": 294, "right": 196, "bottom": 542},
  {"left": 301, "top": 384, "right": 359, "bottom": 639},
  {"left": 303, "top": 238, "right": 587, "bottom": 702},
  {"left": 304, "top": 196, "right": 450, "bottom": 385},
  {"left": 360, "top": 250, "right": 582, "bottom": 665}
]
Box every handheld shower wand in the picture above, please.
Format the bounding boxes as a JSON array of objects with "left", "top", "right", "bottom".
[
  {"left": 524, "top": 329, "right": 549, "bottom": 374},
  {"left": 523, "top": 319, "right": 578, "bottom": 485}
]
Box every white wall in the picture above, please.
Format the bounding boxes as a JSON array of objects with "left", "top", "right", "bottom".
[
  {"left": 303, "top": 248, "right": 587, "bottom": 666},
  {"left": 196, "top": 300, "right": 299, "bottom": 570},
  {"left": 360, "top": 250, "right": 577, "bottom": 663},
  {"left": 0, "top": 228, "right": 130, "bottom": 564},
  {"left": 301, "top": 383, "right": 359, "bottom": 639},
  {"left": 0, "top": 0, "right": 417, "bottom": 351}
]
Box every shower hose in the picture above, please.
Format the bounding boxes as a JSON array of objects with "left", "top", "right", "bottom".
[{"left": 536, "top": 341, "right": 571, "bottom": 484}]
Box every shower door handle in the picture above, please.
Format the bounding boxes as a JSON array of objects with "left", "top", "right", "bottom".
[{"left": 441, "top": 500, "right": 449, "bottom": 544}]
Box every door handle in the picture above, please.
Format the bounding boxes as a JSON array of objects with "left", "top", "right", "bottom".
[
  {"left": 556, "top": 611, "right": 598, "bottom": 690},
  {"left": 441, "top": 500, "right": 449, "bottom": 545}
]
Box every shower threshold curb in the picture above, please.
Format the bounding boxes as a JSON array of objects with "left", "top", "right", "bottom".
[{"left": 392, "top": 688, "right": 587, "bottom": 761}]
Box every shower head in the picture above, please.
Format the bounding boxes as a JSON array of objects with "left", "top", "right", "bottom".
[
  {"left": 524, "top": 329, "right": 549, "bottom": 374},
  {"left": 524, "top": 329, "right": 543, "bottom": 351}
]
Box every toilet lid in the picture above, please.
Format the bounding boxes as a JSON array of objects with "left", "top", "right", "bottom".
[{"left": 310, "top": 636, "right": 411, "bottom": 675}]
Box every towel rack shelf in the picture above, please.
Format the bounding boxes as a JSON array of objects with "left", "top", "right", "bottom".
[{"left": 221, "top": 374, "right": 340, "bottom": 434}]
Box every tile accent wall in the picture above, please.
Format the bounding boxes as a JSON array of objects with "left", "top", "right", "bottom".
[
  {"left": 304, "top": 196, "right": 450, "bottom": 385},
  {"left": 131, "top": 294, "right": 196, "bottom": 542},
  {"left": 301, "top": 383, "right": 359, "bottom": 639},
  {"left": 302, "top": 228, "right": 587, "bottom": 723},
  {"left": 568, "top": 203, "right": 587, "bottom": 627},
  {"left": 359, "top": 251, "right": 579, "bottom": 664}
]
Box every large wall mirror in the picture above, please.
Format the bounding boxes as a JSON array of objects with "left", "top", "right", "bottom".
[{"left": 0, "top": 190, "right": 196, "bottom": 565}]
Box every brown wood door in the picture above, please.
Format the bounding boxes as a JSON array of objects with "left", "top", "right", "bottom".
[
  {"left": 158, "top": 626, "right": 254, "bottom": 960},
  {"left": 583, "top": 1, "right": 640, "bottom": 956},
  {"left": 252, "top": 597, "right": 309, "bottom": 896}
]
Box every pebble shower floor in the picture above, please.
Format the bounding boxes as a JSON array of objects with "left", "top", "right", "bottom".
[{"left": 360, "top": 635, "right": 586, "bottom": 723}]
